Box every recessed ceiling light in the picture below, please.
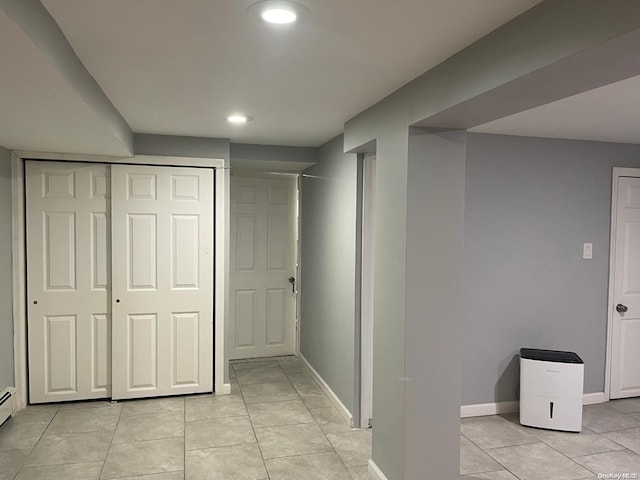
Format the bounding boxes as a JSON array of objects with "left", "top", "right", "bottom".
[
  {"left": 262, "top": 8, "right": 296, "bottom": 24},
  {"left": 227, "top": 114, "right": 253, "bottom": 124},
  {"left": 248, "top": 1, "right": 310, "bottom": 26}
]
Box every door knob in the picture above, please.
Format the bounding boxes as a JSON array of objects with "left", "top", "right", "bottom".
[
  {"left": 616, "top": 304, "right": 628, "bottom": 313},
  {"left": 288, "top": 276, "right": 296, "bottom": 295}
]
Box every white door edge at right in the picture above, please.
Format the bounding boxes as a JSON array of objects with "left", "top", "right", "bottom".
[
  {"left": 608, "top": 169, "right": 640, "bottom": 399},
  {"left": 360, "top": 154, "right": 375, "bottom": 428}
]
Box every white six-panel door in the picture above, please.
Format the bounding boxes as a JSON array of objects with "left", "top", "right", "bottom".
[
  {"left": 229, "top": 175, "right": 297, "bottom": 359},
  {"left": 26, "top": 161, "right": 214, "bottom": 403},
  {"left": 110, "top": 165, "right": 214, "bottom": 399},
  {"left": 610, "top": 175, "right": 640, "bottom": 399},
  {"left": 26, "top": 162, "right": 112, "bottom": 403}
]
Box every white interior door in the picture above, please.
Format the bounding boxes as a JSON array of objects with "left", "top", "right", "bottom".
[
  {"left": 229, "top": 174, "right": 297, "bottom": 359},
  {"left": 26, "top": 161, "right": 111, "bottom": 403},
  {"left": 610, "top": 174, "right": 640, "bottom": 399},
  {"left": 110, "top": 165, "right": 214, "bottom": 399}
]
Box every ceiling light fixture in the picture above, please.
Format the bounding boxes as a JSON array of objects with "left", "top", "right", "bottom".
[
  {"left": 262, "top": 8, "right": 296, "bottom": 24},
  {"left": 248, "top": 1, "right": 310, "bottom": 26},
  {"left": 227, "top": 114, "right": 253, "bottom": 124}
]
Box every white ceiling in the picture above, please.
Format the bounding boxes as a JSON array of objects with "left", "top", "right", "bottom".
[
  {"left": 35, "top": 0, "right": 540, "bottom": 148},
  {"left": 4, "top": 1, "right": 639, "bottom": 155},
  {"left": 470, "top": 75, "right": 640, "bottom": 144}
]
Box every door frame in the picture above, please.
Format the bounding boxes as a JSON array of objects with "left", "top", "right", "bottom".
[
  {"left": 295, "top": 174, "right": 302, "bottom": 356},
  {"left": 11, "top": 151, "right": 229, "bottom": 409},
  {"left": 359, "top": 154, "right": 375, "bottom": 428},
  {"left": 605, "top": 166, "right": 640, "bottom": 402},
  {"left": 228, "top": 169, "right": 300, "bottom": 359}
]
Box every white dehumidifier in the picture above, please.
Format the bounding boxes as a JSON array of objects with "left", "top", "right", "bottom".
[{"left": 519, "top": 348, "right": 584, "bottom": 432}]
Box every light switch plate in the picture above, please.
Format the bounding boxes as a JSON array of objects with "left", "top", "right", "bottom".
[{"left": 583, "top": 243, "right": 593, "bottom": 260}]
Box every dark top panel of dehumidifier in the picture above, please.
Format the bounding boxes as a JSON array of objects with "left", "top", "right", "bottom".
[{"left": 520, "top": 348, "right": 583, "bottom": 364}]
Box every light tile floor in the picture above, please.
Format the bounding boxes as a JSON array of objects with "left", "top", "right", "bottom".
[
  {"left": 1, "top": 356, "right": 639, "bottom": 479},
  {"left": 0, "top": 356, "right": 370, "bottom": 480},
  {"left": 461, "top": 399, "right": 640, "bottom": 479}
]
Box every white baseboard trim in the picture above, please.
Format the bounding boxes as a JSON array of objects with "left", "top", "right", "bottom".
[
  {"left": 221, "top": 383, "right": 231, "bottom": 395},
  {"left": 461, "top": 392, "right": 607, "bottom": 417},
  {"left": 461, "top": 401, "right": 519, "bottom": 418},
  {"left": 298, "top": 353, "right": 354, "bottom": 427},
  {"left": 583, "top": 392, "right": 607, "bottom": 405},
  {"left": 368, "top": 459, "right": 389, "bottom": 480}
]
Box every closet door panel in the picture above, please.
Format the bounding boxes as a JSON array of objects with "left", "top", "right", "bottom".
[
  {"left": 111, "top": 165, "right": 214, "bottom": 399},
  {"left": 26, "top": 161, "right": 111, "bottom": 403}
]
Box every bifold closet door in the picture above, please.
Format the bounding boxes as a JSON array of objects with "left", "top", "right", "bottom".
[
  {"left": 110, "top": 165, "right": 214, "bottom": 400},
  {"left": 26, "top": 162, "right": 112, "bottom": 404}
]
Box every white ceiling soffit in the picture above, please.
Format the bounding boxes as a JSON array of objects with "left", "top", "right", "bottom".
[
  {"left": 0, "top": 10, "right": 131, "bottom": 156},
  {"left": 42, "top": 0, "right": 541, "bottom": 147},
  {"left": 470, "top": 75, "right": 640, "bottom": 145}
]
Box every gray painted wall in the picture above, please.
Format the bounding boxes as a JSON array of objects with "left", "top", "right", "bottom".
[
  {"left": 464, "top": 133, "right": 640, "bottom": 405},
  {"left": 1, "top": 0, "right": 133, "bottom": 154},
  {"left": 368, "top": 127, "right": 409, "bottom": 479},
  {"left": 134, "top": 134, "right": 230, "bottom": 160},
  {"left": 300, "top": 135, "right": 358, "bottom": 414},
  {"left": 230, "top": 143, "right": 317, "bottom": 171},
  {"left": 339, "top": 4, "right": 640, "bottom": 477},
  {"left": 0, "top": 147, "right": 13, "bottom": 388},
  {"left": 404, "top": 130, "right": 465, "bottom": 479}
]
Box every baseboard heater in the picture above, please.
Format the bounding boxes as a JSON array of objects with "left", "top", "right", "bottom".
[{"left": 0, "top": 388, "right": 16, "bottom": 426}]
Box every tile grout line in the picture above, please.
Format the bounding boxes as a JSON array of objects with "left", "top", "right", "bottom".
[
  {"left": 97, "top": 402, "right": 124, "bottom": 480},
  {"left": 237, "top": 358, "right": 356, "bottom": 479},
  {"left": 183, "top": 395, "right": 186, "bottom": 478},
  {"left": 576, "top": 432, "right": 630, "bottom": 456},
  {"left": 460, "top": 426, "right": 531, "bottom": 479},
  {"left": 12, "top": 402, "right": 125, "bottom": 476},
  {"left": 282, "top": 362, "right": 362, "bottom": 478},
  {"left": 11, "top": 404, "right": 61, "bottom": 478},
  {"left": 572, "top": 448, "right": 638, "bottom": 477},
  {"left": 97, "top": 432, "right": 187, "bottom": 446},
  {"left": 241, "top": 363, "right": 291, "bottom": 480},
  {"left": 106, "top": 469, "right": 185, "bottom": 480},
  {"left": 471, "top": 417, "right": 617, "bottom": 480},
  {"left": 269, "top": 359, "right": 356, "bottom": 478},
  {"left": 529, "top": 437, "right": 598, "bottom": 478},
  {"left": 325, "top": 429, "right": 357, "bottom": 478},
  {"left": 186, "top": 440, "right": 261, "bottom": 452}
]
